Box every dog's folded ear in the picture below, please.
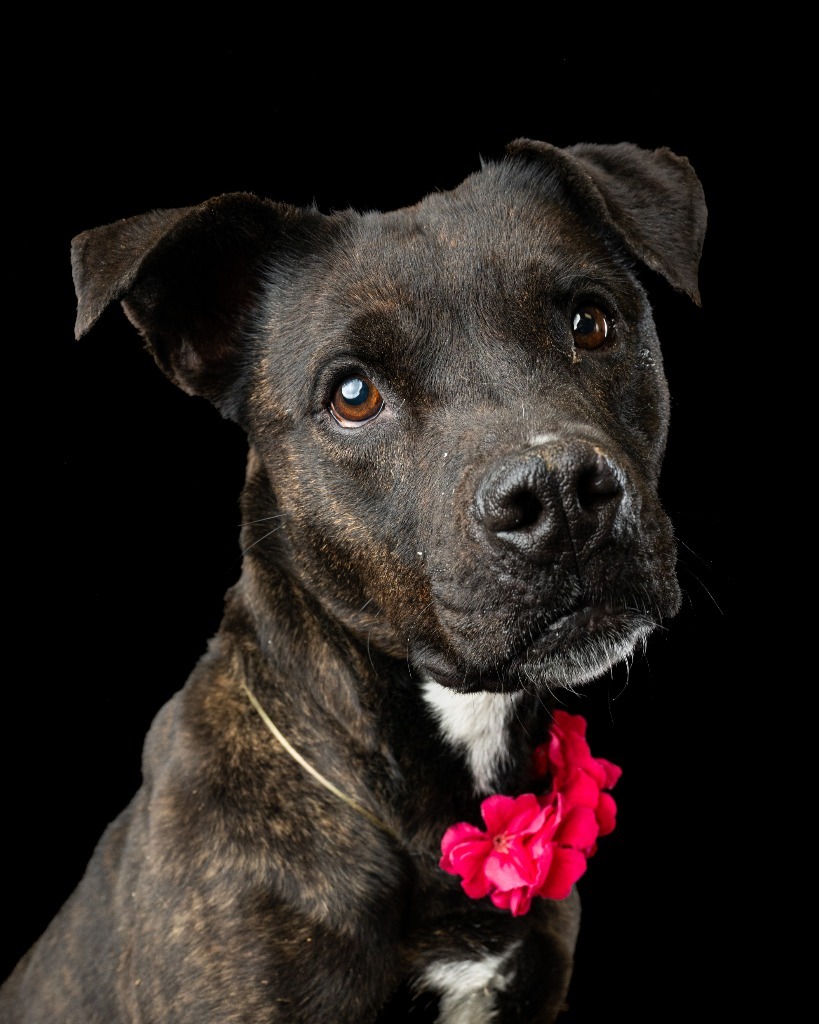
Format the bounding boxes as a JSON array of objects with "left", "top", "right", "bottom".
[
  {"left": 506, "top": 140, "right": 707, "bottom": 305},
  {"left": 71, "top": 193, "right": 323, "bottom": 418}
]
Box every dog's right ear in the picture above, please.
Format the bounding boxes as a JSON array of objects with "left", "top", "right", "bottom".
[{"left": 71, "top": 193, "right": 325, "bottom": 420}]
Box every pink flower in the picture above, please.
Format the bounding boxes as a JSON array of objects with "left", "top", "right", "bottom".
[
  {"left": 439, "top": 712, "right": 621, "bottom": 916},
  {"left": 532, "top": 710, "right": 622, "bottom": 840},
  {"left": 440, "top": 793, "right": 565, "bottom": 915}
]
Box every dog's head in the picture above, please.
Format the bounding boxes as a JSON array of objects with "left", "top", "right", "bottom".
[{"left": 72, "top": 140, "right": 706, "bottom": 695}]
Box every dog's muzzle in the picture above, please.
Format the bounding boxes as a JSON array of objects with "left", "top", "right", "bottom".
[{"left": 411, "top": 436, "right": 675, "bottom": 692}]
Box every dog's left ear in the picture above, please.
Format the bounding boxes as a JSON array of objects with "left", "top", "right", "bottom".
[
  {"left": 507, "top": 140, "right": 707, "bottom": 305},
  {"left": 71, "top": 192, "right": 325, "bottom": 419}
]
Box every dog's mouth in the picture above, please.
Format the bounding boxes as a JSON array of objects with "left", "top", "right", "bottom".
[{"left": 411, "top": 602, "right": 657, "bottom": 693}]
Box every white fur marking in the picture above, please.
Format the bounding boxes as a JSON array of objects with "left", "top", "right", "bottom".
[
  {"left": 421, "top": 943, "right": 521, "bottom": 1024},
  {"left": 421, "top": 678, "right": 522, "bottom": 796},
  {"left": 527, "top": 432, "right": 561, "bottom": 447}
]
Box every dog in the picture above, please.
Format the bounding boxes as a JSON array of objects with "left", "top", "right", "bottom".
[{"left": 0, "top": 139, "right": 706, "bottom": 1023}]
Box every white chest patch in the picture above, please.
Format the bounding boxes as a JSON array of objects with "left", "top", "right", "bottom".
[
  {"left": 420, "top": 942, "right": 522, "bottom": 1024},
  {"left": 420, "top": 678, "right": 523, "bottom": 796}
]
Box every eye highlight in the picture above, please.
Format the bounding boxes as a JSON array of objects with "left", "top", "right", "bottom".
[
  {"left": 329, "top": 375, "right": 385, "bottom": 427},
  {"left": 571, "top": 305, "right": 612, "bottom": 350}
]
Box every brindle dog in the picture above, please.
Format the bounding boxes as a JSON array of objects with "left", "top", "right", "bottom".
[{"left": 0, "top": 139, "right": 706, "bottom": 1023}]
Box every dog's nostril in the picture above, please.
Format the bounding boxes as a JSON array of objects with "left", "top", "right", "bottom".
[
  {"left": 578, "top": 454, "right": 621, "bottom": 508},
  {"left": 490, "top": 487, "right": 543, "bottom": 532},
  {"left": 477, "top": 460, "right": 549, "bottom": 537}
]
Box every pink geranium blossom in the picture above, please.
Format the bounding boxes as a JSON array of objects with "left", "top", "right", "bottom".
[
  {"left": 532, "top": 709, "right": 622, "bottom": 844},
  {"left": 439, "top": 712, "right": 621, "bottom": 916}
]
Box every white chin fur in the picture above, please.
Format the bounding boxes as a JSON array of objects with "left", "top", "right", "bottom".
[{"left": 420, "top": 677, "right": 523, "bottom": 796}]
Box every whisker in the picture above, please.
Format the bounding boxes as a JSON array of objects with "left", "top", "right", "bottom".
[
  {"left": 675, "top": 534, "right": 725, "bottom": 615},
  {"left": 240, "top": 513, "right": 289, "bottom": 527},
  {"left": 240, "top": 526, "right": 285, "bottom": 557},
  {"left": 676, "top": 560, "right": 724, "bottom": 614}
]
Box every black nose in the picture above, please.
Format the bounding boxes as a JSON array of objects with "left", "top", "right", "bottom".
[{"left": 474, "top": 442, "right": 623, "bottom": 560}]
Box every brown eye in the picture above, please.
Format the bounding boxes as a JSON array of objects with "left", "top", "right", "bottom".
[
  {"left": 329, "top": 375, "right": 385, "bottom": 427},
  {"left": 572, "top": 305, "right": 611, "bottom": 350}
]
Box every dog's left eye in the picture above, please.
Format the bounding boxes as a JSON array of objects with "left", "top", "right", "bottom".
[
  {"left": 572, "top": 305, "right": 611, "bottom": 350},
  {"left": 329, "top": 375, "right": 385, "bottom": 427}
]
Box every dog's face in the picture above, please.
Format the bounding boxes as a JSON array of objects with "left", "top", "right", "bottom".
[
  {"left": 73, "top": 140, "right": 705, "bottom": 697},
  {"left": 243, "top": 169, "right": 681, "bottom": 696}
]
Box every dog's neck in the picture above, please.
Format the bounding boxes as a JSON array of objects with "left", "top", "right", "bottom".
[
  {"left": 420, "top": 677, "right": 524, "bottom": 797},
  {"left": 238, "top": 543, "right": 530, "bottom": 800}
]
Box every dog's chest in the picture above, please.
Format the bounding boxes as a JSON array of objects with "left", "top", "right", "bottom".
[{"left": 420, "top": 679, "right": 523, "bottom": 796}]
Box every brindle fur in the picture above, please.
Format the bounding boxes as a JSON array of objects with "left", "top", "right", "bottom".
[{"left": 0, "top": 140, "right": 706, "bottom": 1023}]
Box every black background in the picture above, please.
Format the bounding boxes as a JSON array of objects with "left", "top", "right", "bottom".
[{"left": 5, "top": 36, "right": 757, "bottom": 1022}]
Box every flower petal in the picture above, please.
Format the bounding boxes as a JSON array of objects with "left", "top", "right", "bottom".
[
  {"left": 441, "top": 821, "right": 486, "bottom": 853},
  {"left": 595, "top": 792, "right": 618, "bottom": 837},
  {"left": 598, "top": 757, "right": 622, "bottom": 789},
  {"left": 555, "top": 805, "right": 600, "bottom": 852},
  {"left": 536, "top": 846, "right": 588, "bottom": 900},
  {"left": 482, "top": 793, "right": 543, "bottom": 835},
  {"left": 484, "top": 843, "right": 539, "bottom": 891},
  {"left": 441, "top": 837, "right": 493, "bottom": 880},
  {"left": 491, "top": 885, "right": 534, "bottom": 917},
  {"left": 559, "top": 769, "right": 604, "bottom": 810},
  {"left": 461, "top": 873, "right": 492, "bottom": 899},
  {"left": 440, "top": 824, "right": 493, "bottom": 881}
]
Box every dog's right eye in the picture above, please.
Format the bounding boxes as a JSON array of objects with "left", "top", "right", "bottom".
[{"left": 329, "top": 375, "right": 385, "bottom": 427}]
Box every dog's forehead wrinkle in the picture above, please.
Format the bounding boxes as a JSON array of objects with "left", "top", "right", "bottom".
[{"left": 344, "top": 177, "right": 610, "bottom": 284}]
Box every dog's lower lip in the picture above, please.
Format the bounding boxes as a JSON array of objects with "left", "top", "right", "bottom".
[
  {"left": 518, "top": 602, "right": 627, "bottom": 648},
  {"left": 548, "top": 604, "right": 617, "bottom": 632},
  {"left": 419, "top": 603, "right": 626, "bottom": 690}
]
